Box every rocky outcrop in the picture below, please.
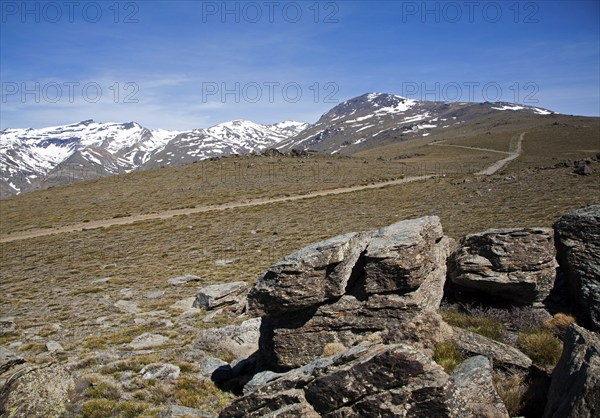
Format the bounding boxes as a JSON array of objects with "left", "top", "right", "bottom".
[
  {"left": 543, "top": 324, "right": 600, "bottom": 418},
  {"left": 220, "top": 342, "right": 454, "bottom": 418},
  {"left": 553, "top": 205, "right": 600, "bottom": 330},
  {"left": 220, "top": 343, "right": 517, "bottom": 418},
  {"left": 211, "top": 209, "right": 599, "bottom": 416},
  {"left": 0, "top": 361, "right": 74, "bottom": 418},
  {"left": 249, "top": 217, "right": 453, "bottom": 371},
  {"left": 449, "top": 228, "right": 556, "bottom": 305}
]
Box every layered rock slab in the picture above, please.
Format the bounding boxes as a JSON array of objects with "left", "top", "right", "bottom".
[
  {"left": 449, "top": 228, "right": 556, "bottom": 305},
  {"left": 249, "top": 216, "right": 452, "bottom": 371}
]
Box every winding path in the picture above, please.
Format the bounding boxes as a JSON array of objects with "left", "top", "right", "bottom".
[{"left": 0, "top": 133, "right": 525, "bottom": 243}]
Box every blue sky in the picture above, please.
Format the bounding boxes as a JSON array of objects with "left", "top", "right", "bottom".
[{"left": 1, "top": 0, "right": 599, "bottom": 130}]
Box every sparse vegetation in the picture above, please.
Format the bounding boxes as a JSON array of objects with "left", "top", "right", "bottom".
[
  {"left": 433, "top": 341, "right": 465, "bottom": 372},
  {"left": 441, "top": 309, "right": 506, "bottom": 341},
  {"left": 0, "top": 116, "right": 597, "bottom": 413},
  {"left": 517, "top": 329, "right": 563, "bottom": 368},
  {"left": 174, "top": 376, "right": 233, "bottom": 412},
  {"left": 492, "top": 371, "right": 528, "bottom": 416}
]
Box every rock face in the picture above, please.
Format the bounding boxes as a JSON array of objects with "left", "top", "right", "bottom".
[
  {"left": 248, "top": 217, "right": 452, "bottom": 371},
  {"left": 553, "top": 205, "right": 600, "bottom": 330},
  {"left": 0, "top": 362, "right": 74, "bottom": 418},
  {"left": 194, "top": 281, "right": 248, "bottom": 312},
  {"left": 449, "top": 228, "right": 556, "bottom": 305},
  {"left": 543, "top": 324, "right": 600, "bottom": 418},
  {"left": 449, "top": 356, "right": 509, "bottom": 418},
  {"left": 248, "top": 232, "right": 372, "bottom": 316},
  {"left": 220, "top": 342, "right": 454, "bottom": 418},
  {"left": 221, "top": 343, "right": 516, "bottom": 418}
]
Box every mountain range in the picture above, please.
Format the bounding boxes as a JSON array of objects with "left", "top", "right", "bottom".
[{"left": 0, "top": 93, "right": 555, "bottom": 197}]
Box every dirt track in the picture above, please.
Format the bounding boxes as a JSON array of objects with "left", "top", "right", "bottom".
[{"left": 0, "top": 134, "right": 525, "bottom": 243}]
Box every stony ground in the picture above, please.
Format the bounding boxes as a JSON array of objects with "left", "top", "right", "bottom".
[{"left": 0, "top": 118, "right": 598, "bottom": 416}]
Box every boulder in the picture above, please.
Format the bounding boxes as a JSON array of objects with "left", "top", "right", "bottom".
[
  {"left": 160, "top": 405, "right": 216, "bottom": 418},
  {"left": 553, "top": 205, "right": 600, "bottom": 330},
  {"left": 449, "top": 356, "right": 510, "bottom": 418},
  {"left": 114, "top": 299, "right": 140, "bottom": 314},
  {"left": 248, "top": 232, "right": 372, "bottom": 316},
  {"left": 248, "top": 217, "right": 453, "bottom": 371},
  {"left": 449, "top": 228, "right": 556, "bottom": 305},
  {"left": 363, "top": 216, "right": 445, "bottom": 294},
  {"left": 194, "top": 281, "right": 248, "bottom": 312},
  {"left": 543, "top": 324, "right": 600, "bottom": 418},
  {"left": 0, "top": 317, "right": 16, "bottom": 336},
  {"left": 195, "top": 318, "right": 261, "bottom": 361},
  {"left": 128, "top": 333, "right": 169, "bottom": 349},
  {"left": 168, "top": 274, "right": 201, "bottom": 286},
  {"left": 140, "top": 363, "right": 180, "bottom": 380},
  {"left": 573, "top": 159, "right": 593, "bottom": 176},
  {"left": 45, "top": 341, "right": 64, "bottom": 353},
  {"left": 0, "top": 363, "right": 74, "bottom": 418}
]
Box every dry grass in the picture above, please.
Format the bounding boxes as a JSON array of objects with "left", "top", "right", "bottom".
[
  {"left": 492, "top": 371, "right": 528, "bottom": 416},
  {"left": 0, "top": 115, "right": 597, "bottom": 413}
]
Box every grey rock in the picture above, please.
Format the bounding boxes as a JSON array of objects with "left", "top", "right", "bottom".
[
  {"left": 554, "top": 205, "right": 600, "bottom": 330},
  {"left": 160, "top": 405, "right": 216, "bottom": 418},
  {"left": 168, "top": 274, "right": 201, "bottom": 286},
  {"left": 145, "top": 290, "right": 165, "bottom": 299},
  {"left": 194, "top": 281, "right": 248, "bottom": 311},
  {"left": 114, "top": 299, "right": 139, "bottom": 314},
  {"left": 0, "top": 317, "right": 16, "bottom": 336},
  {"left": 452, "top": 327, "right": 532, "bottom": 369},
  {"left": 248, "top": 232, "right": 372, "bottom": 316},
  {"left": 449, "top": 228, "right": 556, "bottom": 304},
  {"left": 363, "top": 216, "right": 445, "bottom": 294},
  {"left": 140, "top": 363, "right": 180, "bottom": 380},
  {"left": 0, "top": 363, "right": 74, "bottom": 418},
  {"left": 258, "top": 235, "right": 452, "bottom": 370},
  {"left": 543, "top": 324, "right": 600, "bottom": 418},
  {"left": 45, "top": 341, "right": 64, "bottom": 353},
  {"left": 220, "top": 343, "right": 453, "bottom": 418},
  {"left": 128, "top": 333, "right": 169, "bottom": 349},
  {"left": 449, "top": 356, "right": 510, "bottom": 417},
  {"left": 199, "top": 357, "right": 229, "bottom": 379},
  {"left": 195, "top": 318, "right": 261, "bottom": 361},
  {"left": 171, "top": 297, "right": 198, "bottom": 311}
]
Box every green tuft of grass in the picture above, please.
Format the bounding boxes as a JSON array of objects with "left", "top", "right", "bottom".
[
  {"left": 174, "top": 376, "right": 233, "bottom": 412},
  {"left": 517, "top": 329, "right": 563, "bottom": 367},
  {"left": 433, "top": 341, "right": 465, "bottom": 373},
  {"left": 442, "top": 310, "right": 506, "bottom": 341}
]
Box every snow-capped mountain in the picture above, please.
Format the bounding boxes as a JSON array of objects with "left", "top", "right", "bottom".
[
  {"left": 0, "top": 119, "right": 307, "bottom": 196},
  {"left": 144, "top": 120, "right": 308, "bottom": 167},
  {"left": 277, "top": 92, "right": 554, "bottom": 154}
]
